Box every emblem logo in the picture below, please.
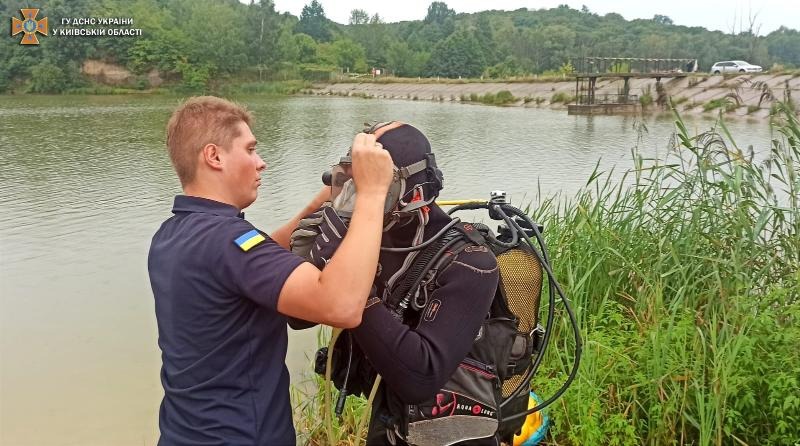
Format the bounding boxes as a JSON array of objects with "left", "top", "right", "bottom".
[
  {"left": 11, "top": 9, "right": 49, "bottom": 45},
  {"left": 423, "top": 299, "right": 442, "bottom": 322}
]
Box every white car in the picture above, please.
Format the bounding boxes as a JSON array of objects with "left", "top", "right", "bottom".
[{"left": 710, "top": 60, "right": 763, "bottom": 74}]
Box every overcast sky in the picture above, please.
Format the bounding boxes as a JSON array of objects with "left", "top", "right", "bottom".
[{"left": 271, "top": 0, "right": 798, "bottom": 35}]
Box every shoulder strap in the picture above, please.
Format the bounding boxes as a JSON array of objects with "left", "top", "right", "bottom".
[
  {"left": 455, "top": 221, "right": 487, "bottom": 246},
  {"left": 388, "top": 222, "right": 488, "bottom": 316}
]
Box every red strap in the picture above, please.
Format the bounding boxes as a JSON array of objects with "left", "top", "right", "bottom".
[{"left": 411, "top": 188, "right": 430, "bottom": 217}]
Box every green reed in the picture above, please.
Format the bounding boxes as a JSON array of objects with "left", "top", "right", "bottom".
[
  {"left": 531, "top": 103, "right": 799, "bottom": 445},
  {"left": 293, "top": 104, "right": 800, "bottom": 445}
]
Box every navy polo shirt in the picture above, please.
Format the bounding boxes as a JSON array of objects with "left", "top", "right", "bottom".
[{"left": 148, "top": 195, "right": 305, "bottom": 445}]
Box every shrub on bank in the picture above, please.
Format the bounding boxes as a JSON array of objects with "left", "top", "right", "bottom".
[
  {"left": 551, "top": 91, "right": 574, "bottom": 103},
  {"left": 460, "top": 90, "right": 518, "bottom": 106},
  {"left": 704, "top": 98, "right": 739, "bottom": 113}
]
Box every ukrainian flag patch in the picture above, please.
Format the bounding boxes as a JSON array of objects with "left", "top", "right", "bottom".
[{"left": 234, "top": 229, "right": 266, "bottom": 252}]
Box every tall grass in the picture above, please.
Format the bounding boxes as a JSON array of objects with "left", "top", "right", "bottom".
[
  {"left": 292, "top": 104, "right": 800, "bottom": 445},
  {"left": 530, "top": 102, "right": 799, "bottom": 445}
]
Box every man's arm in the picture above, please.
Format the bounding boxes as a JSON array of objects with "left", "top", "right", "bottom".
[
  {"left": 269, "top": 186, "right": 330, "bottom": 249},
  {"left": 276, "top": 133, "right": 392, "bottom": 328}
]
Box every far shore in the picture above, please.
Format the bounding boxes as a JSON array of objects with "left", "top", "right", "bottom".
[
  {"left": 309, "top": 73, "right": 800, "bottom": 120},
  {"left": 4, "top": 72, "right": 798, "bottom": 121}
]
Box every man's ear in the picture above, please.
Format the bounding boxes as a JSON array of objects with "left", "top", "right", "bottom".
[{"left": 200, "top": 143, "right": 224, "bottom": 171}]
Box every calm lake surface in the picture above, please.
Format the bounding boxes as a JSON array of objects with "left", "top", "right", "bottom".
[{"left": 0, "top": 95, "right": 774, "bottom": 445}]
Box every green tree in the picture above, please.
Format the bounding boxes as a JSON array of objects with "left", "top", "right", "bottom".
[
  {"left": 0, "top": 66, "right": 9, "bottom": 92},
  {"left": 652, "top": 14, "right": 673, "bottom": 25},
  {"left": 427, "top": 29, "right": 486, "bottom": 78},
  {"left": 483, "top": 56, "right": 526, "bottom": 78},
  {"left": 766, "top": 26, "right": 800, "bottom": 67},
  {"left": 123, "top": 0, "right": 189, "bottom": 75},
  {"left": 28, "top": 61, "right": 69, "bottom": 93},
  {"left": 475, "top": 14, "right": 497, "bottom": 65},
  {"left": 330, "top": 39, "right": 368, "bottom": 73},
  {"left": 294, "top": 33, "right": 318, "bottom": 63},
  {"left": 425, "top": 1, "right": 455, "bottom": 24},
  {"left": 246, "top": 0, "right": 282, "bottom": 70},
  {"left": 349, "top": 9, "right": 369, "bottom": 25},
  {"left": 180, "top": 0, "right": 249, "bottom": 74},
  {"left": 297, "top": 0, "right": 332, "bottom": 42},
  {"left": 386, "top": 41, "right": 428, "bottom": 76}
]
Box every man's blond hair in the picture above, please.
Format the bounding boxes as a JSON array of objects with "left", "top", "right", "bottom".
[{"left": 166, "top": 96, "right": 252, "bottom": 186}]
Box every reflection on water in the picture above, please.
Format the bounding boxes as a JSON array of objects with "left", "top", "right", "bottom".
[{"left": 0, "top": 95, "right": 771, "bottom": 445}]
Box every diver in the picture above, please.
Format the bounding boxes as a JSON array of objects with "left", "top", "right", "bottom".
[{"left": 291, "top": 122, "right": 513, "bottom": 445}]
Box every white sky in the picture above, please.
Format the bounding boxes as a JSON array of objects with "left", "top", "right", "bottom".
[{"left": 272, "top": 0, "right": 799, "bottom": 35}]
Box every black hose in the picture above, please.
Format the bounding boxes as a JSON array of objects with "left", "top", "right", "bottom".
[
  {"left": 335, "top": 333, "right": 355, "bottom": 418},
  {"left": 493, "top": 204, "right": 556, "bottom": 409},
  {"left": 407, "top": 236, "right": 465, "bottom": 311},
  {"left": 380, "top": 218, "right": 461, "bottom": 253},
  {"left": 500, "top": 206, "right": 582, "bottom": 422}
]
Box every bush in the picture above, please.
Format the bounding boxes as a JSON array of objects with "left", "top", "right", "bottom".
[
  {"left": 493, "top": 90, "right": 516, "bottom": 105},
  {"left": 551, "top": 91, "right": 574, "bottom": 103},
  {"left": 28, "top": 62, "right": 69, "bottom": 93},
  {"left": 703, "top": 98, "right": 738, "bottom": 113},
  {"left": 0, "top": 67, "right": 9, "bottom": 93},
  {"left": 175, "top": 61, "right": 213, "bottom": 93}
]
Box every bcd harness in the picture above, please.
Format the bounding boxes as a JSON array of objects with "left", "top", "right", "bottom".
[{"left": 317, "top": 195, "right": 581, "bottom": 446}]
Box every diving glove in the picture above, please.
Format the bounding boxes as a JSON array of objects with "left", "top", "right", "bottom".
[
  {"left": 309, "top": 206, "right": 349, "bottom": 270},
  {"left": 289, "top": 203, "right": 330, "bottom": 260},
  {"left": 288, "top": 206, "right": 348, "bottom": 331}
]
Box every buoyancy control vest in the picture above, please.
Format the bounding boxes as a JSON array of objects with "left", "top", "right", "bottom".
[{"left": 317, "top": 219, "right": 547, "bottom": 445}]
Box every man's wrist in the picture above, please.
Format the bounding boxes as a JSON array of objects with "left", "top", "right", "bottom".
[{"left": 355, "top": 189, "right": 389, "bottom": 201}]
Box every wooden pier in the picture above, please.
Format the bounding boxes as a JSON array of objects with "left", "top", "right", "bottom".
[{"left": 569, "top": 57, "right": 697, "bottom": 115}]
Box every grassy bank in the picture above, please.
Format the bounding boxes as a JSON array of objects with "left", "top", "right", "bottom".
[{"left": 291, "top": 104, "right": 800, "bottom": 445}]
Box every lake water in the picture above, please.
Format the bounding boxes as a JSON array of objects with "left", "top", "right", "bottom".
[{"left": 0, "top": 95, "right": 774, "bottom": 445}]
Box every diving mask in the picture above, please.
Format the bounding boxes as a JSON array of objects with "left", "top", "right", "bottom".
[{"left": 322, "top": 154, "right": 435, "bottom": 219}]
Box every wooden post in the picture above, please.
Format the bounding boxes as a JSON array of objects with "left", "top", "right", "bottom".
[
  {"left": 623, "top": 77, "right": 630, "bottom": 103},
  {"left": 575, "top": 77, "right": 579, "bottom": 104}
]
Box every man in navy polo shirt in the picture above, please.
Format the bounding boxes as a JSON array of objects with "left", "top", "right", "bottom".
[{"left": 148, "top": 96, "right": 393, "bottom": 445}]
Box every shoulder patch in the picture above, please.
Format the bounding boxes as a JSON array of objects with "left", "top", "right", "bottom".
[{"left": 234, "top": 229, "right": 266, "bottom": 252}]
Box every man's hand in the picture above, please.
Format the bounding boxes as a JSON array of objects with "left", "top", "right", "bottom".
[
  {"left": 276, "top": 134, "right": 392, "bottom": 329},
  {"left": 350, "top": 133, "right": 393, "bottom": 198}
]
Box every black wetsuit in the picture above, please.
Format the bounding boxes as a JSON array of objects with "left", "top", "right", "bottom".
[{"left": 350, "top": 206, "right": 500, "bottom": 445}]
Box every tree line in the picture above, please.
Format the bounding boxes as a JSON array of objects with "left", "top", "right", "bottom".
[{"left": 1, "top": 0, "right": 799, "bottom": 93}]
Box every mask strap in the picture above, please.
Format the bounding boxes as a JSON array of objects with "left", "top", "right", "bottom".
[
  {"left": 397, "top": 158, "right": 428, "bottom": 179},
  {"left": 392, "top": 185, "right": 436, "bottom": 216},
  {"left": 363, "top": 121, "right": 397, "bottom": 135}
]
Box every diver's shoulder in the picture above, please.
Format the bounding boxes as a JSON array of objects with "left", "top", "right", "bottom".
[{"left": 450, "top": 241, "right": 498, "bottom": 273}]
